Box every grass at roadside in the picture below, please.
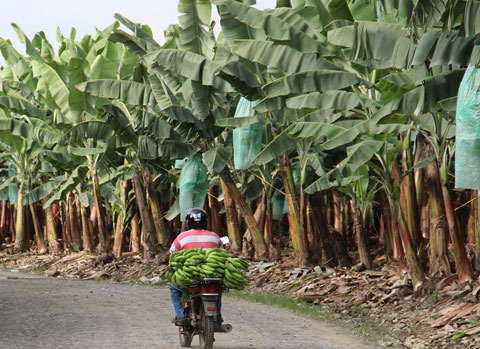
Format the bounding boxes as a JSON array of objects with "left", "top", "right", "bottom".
[{"left": 225, "top": 289, "right": 335, "bottom": 321}]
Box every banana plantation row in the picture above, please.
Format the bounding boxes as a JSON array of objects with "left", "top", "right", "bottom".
[{"left": 1, "top": 0, "right": 480, "bottom": 290}]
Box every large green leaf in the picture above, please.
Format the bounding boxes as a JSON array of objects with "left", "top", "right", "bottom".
[
  {"left": 147, "top": 72, "right": 203, "bottom": 127},
  {"left": 114, "top": 13, "right": 161, "bottom": 51},
  {"left": 216, "top": 116, "right": 265, "bottom": 128},
  {"left": 43, "top": 166, "right": 89, "bottom": 207},
  {"left": 138, "top": 135, "right": 164, "bottom": 159},
  {"left": 144, "top": 49, "right": 232, "bottom": 92},
  {"left": 422, "top": 69, "right": 465, "bottom": 112},
  {"left": 343, "top": 139, "right": 384, "bottom": 172},
  {"left": 24, "top": 175, "right": 64, "bottom": 205},
  {"left": 178, "top": 0, "right": 215, "bottom": 58},
  {"left": 288, "top": 122, "right": 346, "bottom": 139},
  {"left": 254, "top": 126, "right": 296, "bottom": 165},
  {"left": 101, "top": 104, "right": 138, "bottom": 145},
  {"left": 144, "top": 49, "right": 207, "bottom": 81},
  {"left": 70, "top": 147, "right": 105, "bottom": 156},
  {"left": 216, "top": 61, "right": 261, "bottom": 100},
  {"left": 77, "top": 80, "right": 156, "bottom": 108},
  {"left": 286, "top": 90, "right": 365, "bottom": 111},
  {"left": 109, "top": 29, "right": 150, "bottom": 56},
  {"left": 328, "top": 22, "right": 414, "bottom": 69},
  {"left": 67, "top": 57, "right": 96, "bottom": 119},
  {"left": 213, "top": 0, "right": 323, "bottom": 54},
  {"left": 202, "top": 144, "right": 232, "bottom": 173},
  {"left": 230, "top": 40, "right": 338, "bottom": 74},
  {"left": 0, "top": 96, "right": 45, "bottom": 119},
  {"left": 67, "top": 120, "right": 113, "bottom": 143},
  {"left": 263, "top": 70, "right": 360, "bottom": 97},
  {"left": 40, "top": 63, "right": 78, "bottom": 122}
]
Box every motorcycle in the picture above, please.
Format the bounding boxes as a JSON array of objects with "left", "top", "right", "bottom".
[{"left": 176, "top": 277, "right": 232, "bottom": 349}]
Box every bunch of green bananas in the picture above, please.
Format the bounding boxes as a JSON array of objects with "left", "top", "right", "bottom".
[{"left": 165, "top": 247, "right": 249, "bottom": 290}]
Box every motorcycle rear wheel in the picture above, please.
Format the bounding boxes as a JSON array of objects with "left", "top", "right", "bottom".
[
  {"left": 179, "top": 328, "right": 193, "bottom": 347},
  {"left": 199, "top": 306, "right": 214, "bottom": 349}
]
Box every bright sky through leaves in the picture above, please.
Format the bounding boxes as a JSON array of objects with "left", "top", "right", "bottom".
[{"left": 1, "top": 0, "right": 277, "bottom": 52}]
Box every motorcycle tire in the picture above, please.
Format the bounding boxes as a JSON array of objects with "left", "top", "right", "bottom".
[
  {"left": 198, "top": 306, "right": 215, "bottom": 349},
  {"left": 179, "top": 328, "right": 193, "bottom": 347}
]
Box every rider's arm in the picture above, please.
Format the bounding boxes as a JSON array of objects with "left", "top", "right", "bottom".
[{"left": 162, "top": 240, "right": 180, "bottom": 263}]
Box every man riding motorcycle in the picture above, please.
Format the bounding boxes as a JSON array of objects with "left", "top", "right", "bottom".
[{"left": 166, "top": 208, "right": 223, "bottom": 326}]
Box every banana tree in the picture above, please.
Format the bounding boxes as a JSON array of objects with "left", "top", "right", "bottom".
[{"left": 80, "top": 10, "right": 271, "bottom": 259}]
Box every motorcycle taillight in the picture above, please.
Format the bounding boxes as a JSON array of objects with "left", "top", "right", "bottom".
[{"left": 200, "top": 284, "right": 219, "bottom": 294}]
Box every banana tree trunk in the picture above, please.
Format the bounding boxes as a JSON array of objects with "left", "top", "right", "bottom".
[
  {"left": 219, "top": 167, "right": 268, "bottom": 260},
  {"left": 219, "top": 178, "right": 241, "bottom": 253},
  {"left": 29, "top": 204, "right": 47, "bottom": 254},
  {"left": 9, "top": 205, "right": 15, "bottom": 242},
  {"left": 68, "top": 193, "right": 82, "bottom": 250},
  {"left": 401, "top": 136, "right": 421, "bottom": 245},
  {"left": 305, "top": 201, "right": 321, "bottom": 264},
  {"left": 132, "top": 171, "right": 155, "bottom": 259},
  {"left": 264, "top": 201, "right": 279, "bottom": 260},
  {"left": 332, "top": 192, "right": 351, "bottom": 267},
  {"left": 14, "top": 188, "right": 26, "bottom": 252},
  {"left": 350, "top": 198, "right": 372, "bottom": 270},
  {"left": 92, "top": 169, "right": 108, "bottom": 255},
  {"left": 208, "top": 186, "right": 222, "bottom": 234},
  {"left": 389, "top": 198, "right": 425, "bottom": 290},
  {"left": 440, "top": 166, "right": 473, "bottom": 283},
  {"left": 113, "top": 215, "right": 124, "bottom": 258},
  {"left": 141, "top": 165, "right": 168, "bottom": 247},
  {"left": 79, "top": 203, "right": 92, "bottom": 253},
  {"left": 312, "top": 193, "right": 337, "bottom": 266},
  {"left": 475, "top": 192, "right": 480, "bottom": 272},
  {"left": 243, "top": 195, "right": 266, "bottom": 258},
  {"left": 130, "top": 212, "right": 141, "bottom": 254},
  {"left": 467, "top": 190, "right": 476, "bottom": 245},
  {"left": 113, "top": 180, "right": 129, "bottom": 257},
  {"left": 279, "top": 154, "right": 308, "bottom": 267},
  {"left": 62, "top": 203, "right": 72, "bottom": 251},
  {"left": 379, "top": 192, "right": 393, "bottom": 259},
  {"left": 424, "top": 157, "right": 450, "bottom": 275},
  {"left": 0, "top": 201, "right": 6, "bottom": 243},
  {"left": 44, "top": 201, "right": 60, "bottom": 254}
]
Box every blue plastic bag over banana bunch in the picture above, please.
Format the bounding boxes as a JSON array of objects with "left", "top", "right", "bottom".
[
  {"left": 179, "top": 154, "right": 208, "bottom": 221},
  {"left": 455, "top": 65, "right": 480, "bottom": 190},
  {"left": 233, "top": 97, "right": 263, "bottom": 170}
]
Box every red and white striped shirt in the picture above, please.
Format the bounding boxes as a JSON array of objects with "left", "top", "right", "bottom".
[{"left": 169, "top": 229, "right": 222, "bottom": 253}]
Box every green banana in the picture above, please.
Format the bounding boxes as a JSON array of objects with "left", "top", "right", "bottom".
[
  {"left": 207, "top": 255, "right": 227, "bottom": 264},
  {"left": 225, "top": 268, "right": 246, "bottom": 284}
]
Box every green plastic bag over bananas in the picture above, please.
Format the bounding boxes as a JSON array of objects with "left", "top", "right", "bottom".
[{"left": 166, "top": 247, "right": 250, "bottom": 290}]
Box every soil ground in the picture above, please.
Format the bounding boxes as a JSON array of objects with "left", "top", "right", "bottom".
[
  {"left": 2, "top": 251, "right": 480, "bottom": 348},
  {"left": 0, "top": 270, "right": 375, "bottom": 349}
]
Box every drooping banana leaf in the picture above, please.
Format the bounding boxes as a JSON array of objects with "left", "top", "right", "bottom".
[
  {"left": 286, "top": 90, "right": 367, "bottom": 111},
  {"left": 263, "top": 70, "right": 360, "bottom": 97},
  {"left": 24, "top": 175, "right": 64, "bottom": 205},
  {"left": 76, "top": 80, "right": 156, "bottom": 109},
  {"left": 254, "top": 126, "right": 297, "bottom": 165},
  {"left": 202, "top": 143, "right": 232, "bottom": 173},
  {"left": 230, "top": 40, "right": 338, "bottom": 74},
  {"left": 177, "top": 0, "right": 215, "bottom": 58},
  {"left": 43, "top": 165, "right": 89, "bottom": 207},
  {"left": 213, "top": 0, "right": 324, "bottom": 54}
]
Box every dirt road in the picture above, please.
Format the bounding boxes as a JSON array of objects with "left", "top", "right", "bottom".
[{"left": 0, "top": 270, "right": 377, "bottom": 349}]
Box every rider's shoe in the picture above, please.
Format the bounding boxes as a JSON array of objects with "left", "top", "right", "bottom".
[{"left": 172, "top": 317, "right": 190, "bottom": 326}]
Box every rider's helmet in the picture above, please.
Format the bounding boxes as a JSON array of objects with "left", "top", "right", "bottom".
[{"left": 186, "top": 208, "right": 208, "bottom": 230}]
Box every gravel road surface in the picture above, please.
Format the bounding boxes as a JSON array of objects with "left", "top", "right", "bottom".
[{"left": 0, "top": 270, "right": 377, "bottom": 349}]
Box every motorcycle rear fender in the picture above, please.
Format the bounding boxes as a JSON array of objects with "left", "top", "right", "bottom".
[{"left": 201, "top": 297, "right": 218, "bottom": 316}]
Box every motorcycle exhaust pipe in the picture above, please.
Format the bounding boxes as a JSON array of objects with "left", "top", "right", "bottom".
[{"left": 218, "top": 324, "right": 232, "bottom": 333}]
